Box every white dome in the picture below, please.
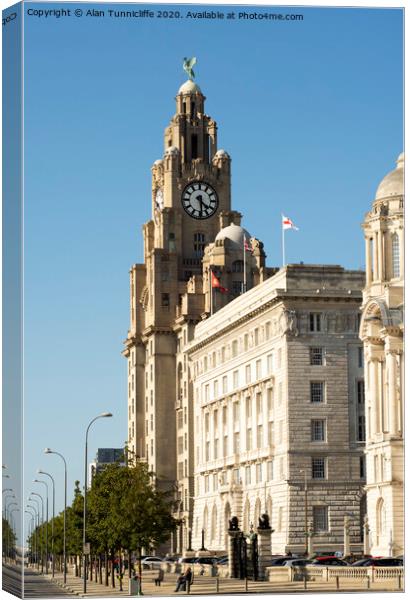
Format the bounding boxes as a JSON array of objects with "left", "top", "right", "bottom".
[
  {"left": 214, "top": 149, "right": 230, "bottom": 159},
  {"left": 178, "top": 80, "right": 202, "bottom": 95},
  {"left": 215, "top": 223, "right": 251, "bottom": 247},
  {"left": 153, "top": 159, "right": 163, "bottom": 166},
  {"left": 164, "top": 146, "right": 179, "bottom": 156},
  {"left": 375, "top": 152, "right": 404, "bottom": 200}
]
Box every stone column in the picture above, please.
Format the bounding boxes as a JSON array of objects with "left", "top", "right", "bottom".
[
  {"left": 386, "top": 348, "right": 398, "bottom": 436},
  {"left": 368, "top": 357, "right": 379, "bottom": 437},
  {"left": 365, "top": 237, "right": 372, "bottom": 286},
  {"left": 343, "top": 516, "right": 351, "bottom": 557},
  {"left": 378, "top": 229, "right": 385, "bottom": 281},
  {"left": 257, "top": 527, "right": 273, "bottom": 580},
  {"left": 227, "top": 529, "right": 241, "bottom": 578},
  {"left": 363, "top": 515, "right": 370, "bottom": 555},
  {"left": 307, "top": 520, "right": 314, "bottom": 557},
  {"left": 374, "top": 232, "right": 379, "bottom": 280}
]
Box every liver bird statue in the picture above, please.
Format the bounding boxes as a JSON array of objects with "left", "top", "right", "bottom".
[{"left": 183, "top": 57, "right": 197, "bottom": 81}]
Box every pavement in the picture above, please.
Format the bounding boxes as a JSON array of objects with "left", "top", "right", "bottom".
[{"left": 18, "top": 565, "right": 404, "bottom": 597}]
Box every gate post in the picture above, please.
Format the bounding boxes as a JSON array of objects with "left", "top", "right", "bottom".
[
  {"left": 227, "top": 516, "right": 241, "bottom": 578},
  {"left": 257, "top": 514, "right": 273, "bottom": 581}
]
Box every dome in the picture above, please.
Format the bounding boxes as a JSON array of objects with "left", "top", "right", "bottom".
[
  {"left": 375, "top": 152, "right": 404, "bottom": 200},
  {"left": 214, "top": 149, "right": 230, "bottom": 159},
  {"left": 153, "top": 159, "right": 163, "bottom": 166},
  {"left": 215, "top": 223, "right": 251, "bottom": 247},
  {"left": 164, "top": 146, "right": 179, "bottom": 156},
  {"left": 178, "top": 80, "right": 202, "bottom": 95}
]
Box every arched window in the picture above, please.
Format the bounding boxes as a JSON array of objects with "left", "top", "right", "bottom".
[
  {"left": 392, "top": 233, "right": 400, "bottom": 278},
  {"left": 194, "top": 232, "right": 206, "bottom": 257},
  {"left": 376, "top": 498, "right": 385, "bottom": 538}
]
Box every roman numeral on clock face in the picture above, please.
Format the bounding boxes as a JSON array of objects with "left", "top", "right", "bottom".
[{"left": 181, "top": 181, "right": 219, "bottom": 220}]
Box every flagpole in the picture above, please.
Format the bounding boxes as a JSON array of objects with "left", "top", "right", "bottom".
[
  {"left": 243, "top": 235, "right": 247, "bottom": 293},
  {"left": 282, "top": 216, "right": 285, "bottom": 267}
]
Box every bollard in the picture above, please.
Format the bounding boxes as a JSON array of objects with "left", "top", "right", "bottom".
[
  {"left": 186, "top": 580, "right": 190, "bottom": 595},
  {"left": 336, "top": 576, "right": 339, "bottom": 590},
  {"left": 397, "top": 575, "right": 401, "bottom": 590},
  {"left": 215, "top": 577, "right": 219, "bottom": 593},
  {"left": 303, "top": 574, "right": 307, "bottom": 590},
  {"left": 367, "top": 575, "right": 370, "bottom": 589},
  {"left": 245, "top": 577, "right": 248, "bottom": 592}
]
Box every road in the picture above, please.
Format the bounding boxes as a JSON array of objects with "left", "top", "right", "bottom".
[{"left": 2, "top": 563, "right": 73, "bottom": 598}]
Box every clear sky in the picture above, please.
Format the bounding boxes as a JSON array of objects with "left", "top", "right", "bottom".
[{"left": 3, "top": 0, "right": 404, "bottom": 544}]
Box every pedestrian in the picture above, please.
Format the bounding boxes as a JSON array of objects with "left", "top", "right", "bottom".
[{"left": 175, "top": 567, "right": 193, "bottom": 592}]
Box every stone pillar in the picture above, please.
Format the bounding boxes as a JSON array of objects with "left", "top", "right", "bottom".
[
  {"left": 257, "top": 527, "right": 273, "bottom": 580},
  {"left": 365, "top": 237, "right": 372, "bottom": 286},
  {"left": 369, "top": 357, "right": 379, "bottom": 437},
  {"left": 363, "top": 515, "right": 370, "bottom": 555},
  {"left": 378, "top": 229, "right": 384, "bottom": 280},
  {"left": 227, "top": 529, "right": 241, "bottom": 578},
  {"left": 374, "top": 232, "right": 379, "bottom": 280},
  {"left": 343, "top": 516, "right": 351, "bottom": 557},
  {"left": 386, "top": 349, "right": 398, "bottom": 436}
]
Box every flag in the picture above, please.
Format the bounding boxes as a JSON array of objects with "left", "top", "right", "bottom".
[
  {"left": 243, "top": 236, "right": 253, "bottom": 253},
  {"left": 282, "top": 215, "right": 299, "bottom": 231},
  {"left": 211, "top": 271, "right": 228, "bottom": 293}
]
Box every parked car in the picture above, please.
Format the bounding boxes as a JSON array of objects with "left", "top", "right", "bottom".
[
  {"left": 194, "top": 557, "right": 218, "bottom": 565},
  {"left": 141, "top": 556, "right": 164, "bottom": 568},
  {"left": 270, "top": 556, "right": 290, "bottom": 566},
  {"left": 177, "top": 556, "right": 197, "bottom": 564},
  {"left": 283, "top": 558, "right": 312, "bottom": 567},
  {"left": 352, "top": 557, "right": 403, "bottom": 567},
  {"left": 310, "top": 556, "right": 348, "bottom": 566},
  {"left": 216, "top": 557, "right": 228, "bottom": 565}
]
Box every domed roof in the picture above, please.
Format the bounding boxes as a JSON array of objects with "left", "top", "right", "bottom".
[
  {"left": 375, "top": 152, "right": 404, "bottom": 200},
  {"left": 214, "top": 149, "right": 230, "bottom": 159},
  {"left": 215, "top": 223, "right": 251, "bottom": 247},
  {"left": 153, "top": 159, "right": 163, "bottom": 166},
  {"left": 178, "top": 80, "right": 202, "bottom": 95}
]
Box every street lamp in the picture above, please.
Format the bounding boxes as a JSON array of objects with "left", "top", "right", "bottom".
[
  {"left": 44, "top": 448, "right": 67, "bottom": 583},
  {"left": 4, "top": 500, "right": 17, "bottom": 562},
  {"left": 25, "top": 510, "right": 36, "bottom": 567},
  {"left": 27, "top": 504, "right": 40, "bottom": 570},
  {"left": 38, "top": 469, "right": 56, "bottom": 577},
  {"left": 34, "top": 479, "right": 49, "bottom": 574},
  {"left": 83, "top": 412, "right": 113, "bottom": 594},
  {"left": 9, "top": 508, "right": 20, "bottom": 563},
  {"left": 30, "top": 492, "right": 44, "bottom": 573}
]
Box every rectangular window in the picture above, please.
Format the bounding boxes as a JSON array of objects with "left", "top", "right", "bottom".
[
  {"left": 232, "top": 340, "right": 238, "bottom": 357},
  {"left": 205, "top": 384, "right": 210, "bottom": 402},
  {"left": 257, "top": 424, "right": 263, "bottom": 448},
  {"left": 309, "top": 313, "right": 322, "bottom": 332},
  {"left": 313, "top": 506, "right": 328, "bottom": 532},
  {"left": 310, "top": 381, "right": 324, "bottom": 403},
  {"left": 213, "top": 380, "right": 219, "bottom": 398},
  {"left": 268, "top": 421, "right": 274, "bottom": 445},
  {"left": 245, "top": 364, "right": 251, "bottom": 383},
  {"left": 358, "top": 347, "right": 364, "bottom": 368},
  {"left": 357, "top": 380, "right": 365, "bottom": 404},
  {"left": 205, "top": 413, "right": 210, "bottom": 433},
  {"left": 233, "top": 468, "right": 240, "bottom": 484},
  {"left": 254, "top": 328, "right": 259, "bottom": 346},
  {"left": 256, "top": 359, "right": 262, "bottom": 379},
  {"left": 256, "top": 393, "right": 262, "bottom": 418},
  {"left": 266, "top": 460, "right": 273, "bottom": 481},
  {"left": 311, "top": 419, "right": 326, "bottom": 442},
  {"left": 245, "top": 465, "right": 251, "bottom": 485},
  {"left": 223, "top": 435, "right": 228, "bottom": 457},
  {"left": 246, "top": 396, "right": 252, "bottom": 419},
  {"left": 233, "top": 402, "right": 239, "bottom": 424},
  {"left": 244, "top": 334, "right": 249, "bottom": 351},
  {"left": 312, "top": 457, "right": 326, "bottom": 479},
  {"left": 214, "top": 437, "right": 219, "bottom": 459},
  {"left": 267, "top": 354, "right": 273, "bottom": 373},
  {"left": 161, "top": 293, "right": 170, "bottom": 307},
  {"left": 213, "top": 473, "right": 218, "bottom": 491},
  {"left": 233, "top": 370, "right": 239, "bottom": 388},
  {"left": 310, "top": 347, "right": 323, "bottom": 366},
  {"left": 221, "top": 347, "right": 226, "bottom": 363},
  {"left": 360, "top": 456, "right": 366, "bottom": 478},
  {"left": 204, "top": 475, "right": 209, "bottom": 493},
  {"left": 357, "top": 415, "right": 366, "bottom": 441},
  {"left": 222, "top": 376, "right": 228, "bottom": 394},
  {"left": 256, "top": 463, "right": 262, "bottom": 483},
  {"left": 220, "top": 471, "right": 227, "bottom": 485}
]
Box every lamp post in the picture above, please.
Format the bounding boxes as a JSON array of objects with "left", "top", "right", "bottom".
[
  {"left": 9, "top": 508, "right": 20, "bottom": 563},
  {"left": 45, "top": 448, "right": 67, "bottom": 583},
  {"left": 300, "top": 469, "right": 308, "bottom": 555},
  {"left": 25, "top": 511, "right": 36, "bottom": 567},
  {"left": 38, "top": 470, "right": 55, "bottom": 577},
  {"left": 83, "top": 412, "right": 113, "bottom": 594},
  {"left": 34, "top": 479, "right": 49, "bottom": 574},
  {"left": 30, "top": 492, "right": 44, "bottom": 573},
  {"left": 27, "top": 504, "right": 40, "bottom": 570},
  {"left": 5, "top": 500, "right": 17, "bottom": 562}
]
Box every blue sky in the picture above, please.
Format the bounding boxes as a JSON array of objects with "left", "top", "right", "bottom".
[{"left": 3, "top": 1, "right": 404, "bottom": 543}]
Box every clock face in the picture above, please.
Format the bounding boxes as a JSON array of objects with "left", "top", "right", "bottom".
[{"left": 181, "top": 181, "right": 218, "bottom": 219}]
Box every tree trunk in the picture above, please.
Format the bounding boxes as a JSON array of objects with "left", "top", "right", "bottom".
[
  {"left": 128, "top": 548, "right": 132, "bottom": 578},
  {"left": 110, "top": 549, "right": 115, "bottom": 588},
  {"left": 138, "top": 547, "right": 142, "bottom": 593},
  {"left": 99, "top": 555, "right": 102, "bottom": 585},
  {"left": 104, "top": 551, "right": 109, "bottom": 586}
]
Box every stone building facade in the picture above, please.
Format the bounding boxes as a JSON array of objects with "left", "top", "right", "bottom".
[
  {"left": 124, "top": 75, "right": 369, "bottom": 554},
  {"left": 187, "top": 264, "right": 366, "bottom": 555},
  {"left": 359, "top": 153, "right": 404, "bottom": 557}
]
